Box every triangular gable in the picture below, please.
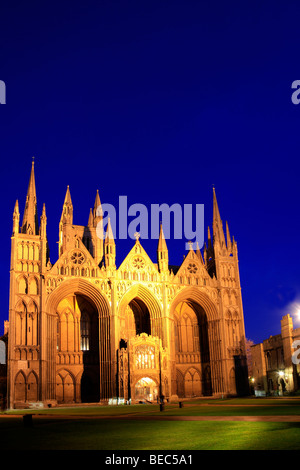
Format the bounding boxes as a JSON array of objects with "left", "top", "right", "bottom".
[
  {"left": 173, "top": 249, "right": 211, "bottom": 283},
  {"left": 118, "top": 240, "right": 159, "bottom": 274},
  {"left": 48, "top": 234, "right": 100, "bottom": 274}
]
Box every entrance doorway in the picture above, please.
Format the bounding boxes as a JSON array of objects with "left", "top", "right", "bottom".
[
  {"left": 56, "top": 294, "right": 100, "bottom": 403},
  {"left": 135, "top": 377, "right": 158, "bottom": 402},
  {"left": 120, "top": 298, "right": 151, "bottom": 345}
]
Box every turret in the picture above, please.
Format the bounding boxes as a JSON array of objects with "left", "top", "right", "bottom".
[
  {"left": 12, "top": 200, "right": 20, "bottom": 236},
  {"left": 60, "top": 186, "right": 73, "bottom": 225},
  {"left": 92, "top": 190, "right": 104, "bottom": 265},
  {"left": 40, "top": 203, "right": 47, "bottom": 239},
  {"left": 21, "top": 158, "right": 39, "bottom": 235},
  {"left": 157, "top": 223, "right": 168, "bottom": 273},
  {"left": 212, "top": 187, "right": 226, "bottom": 252},
  {"left": 93, "top": 189, "right": 102, "bottom": 228},
  {"left": 226, "top": 220, "right": 232, "bottom": 253},
  {"left": 104, "top": 217, "right": 116, "bottom": 269},
  {"left": 59, "top": 186, "right": 73, "bottom": 256}
]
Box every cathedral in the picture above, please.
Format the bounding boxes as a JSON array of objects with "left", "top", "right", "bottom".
[{"left": 7, "top": 161, "right": 249, "bottom": 408}]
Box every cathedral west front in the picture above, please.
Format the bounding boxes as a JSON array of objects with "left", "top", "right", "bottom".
[{"left": 7, "top": 161, "right": 249, "bottom": 408}]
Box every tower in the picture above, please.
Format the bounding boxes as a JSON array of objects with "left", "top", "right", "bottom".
[
  {"left": 7, "top": 160, "right": 49, "bottom": 407},
  {"left": 210, "top": 187, "right": 249, "bottom": 395}
]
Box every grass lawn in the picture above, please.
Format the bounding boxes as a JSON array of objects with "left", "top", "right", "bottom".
[
  {"left": 1, "top": 397, "right": 300, "bottom": 450},
  {"left": 0, "top": 418, "right": 300, "bottom": 450}
]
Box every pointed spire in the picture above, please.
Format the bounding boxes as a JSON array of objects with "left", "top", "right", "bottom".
[
  {"left": 13, "top": 199, "right": 20, "bottom": 235},
  {"left": 64, "top": 185, "right": 72, "bottom": 205},
  {"left": 40, "top": 203, "right": 47, "bottom": 238},
  {"left": 158, "top": 223, "right": 167, "bottom": 252},
  {"left": 226, "top": 221, "right": 232, "bottom": 251},
  {"left": 88, "top": 208, "right": 93, "bottom": 226},
  {"left": 60, "top": 186, "right": 73, "bottom": 225},
  {"left": 41, "top": 202, "right": 46, "bottom": 219},
  {"left": 13, "top": 199, "right": 20, "bottom": 216},
  {"left": 93, "top": 189, "right": 102, "bottom": 220},
  {"left": 196, "top": 242, "right": 204, "bottom": 264},
  {"left": 203, "top": 242, "right": 208, "bottom": 265},
  {"left": 157, "top": 223, "right": 168, "bottom": 273},
  {"left": 104, "top": 217, "right": 116, "bottom": 269},
  {"left": 212, "top": 187, "right": 226, "bottom": 247},
  {"left": 207, "top": 226, "right": 213, "bottom": 253},
  {"left": 105, "top": 217, "right": 115, "bottom": 244},
  {"left": 21, "top": 158, "right": 39, "bottom": 235}
]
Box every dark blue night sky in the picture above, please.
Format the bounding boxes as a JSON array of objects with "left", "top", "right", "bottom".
[{"left": 1, "top": 0, "right": 300, "bottom": 343}]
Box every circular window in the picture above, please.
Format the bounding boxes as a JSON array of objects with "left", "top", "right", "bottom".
[
  {"left": 187, "top": 263, "right": 198, "bottom": 274},
  {"left": 132, "top": 256, "right": 145, "bottom": 270},
  {"left": 70, "top": 251, "right": 85, "bottom": 265}
]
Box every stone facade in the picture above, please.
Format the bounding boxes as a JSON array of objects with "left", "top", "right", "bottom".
[
  {"left": 6, "top": 161, "right": 249, "bottom": 408},
  {"left": 251, "top": 314, "right": 300, "bottom": 395}
]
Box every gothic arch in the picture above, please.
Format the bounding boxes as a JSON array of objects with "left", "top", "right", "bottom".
[
  {"left": 118, "top": 284, "right": 162, "bottom": 320},
  {"left": 176, "top": 369, "right": 185, "bottom": 398},
  {"left": 14, "top": 370, "right": 26, "bottom": 402},
  {"left": 56, "top": 368, "right": 76, "bottom": 404},
  {"left": 184, "top": 366, "right": 202, "bottom": 397},
  {"left": 118, "top": 284, "right": 163, "bottom": 343},
  {"left": 47, "top": 279, "right": 111, "bottom": 401},
  {"left": 17, "top": 275, "right": 28, "bottom": 294},
  {"left": 27, "top": 370, "right": 38, "bottom": 402},
  {"left": 15, "top": 300, "right": 27, "bottom": 346},
  {"left": 46, "top": 278, "right": 111, "bottom": 318},
  {"left": 169, "top": 287, "right": 218, "bottom": 322},
  {"left": 28, "top": 276, "right": 39, "bottom": 295}
]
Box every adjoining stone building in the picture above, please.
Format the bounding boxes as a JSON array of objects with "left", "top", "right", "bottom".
[
  {"left": 6, "top": 161, "right": 249, "bottom": 408},
  {"left": 251, "top": 314, "right": 300, "bottom": 396}
]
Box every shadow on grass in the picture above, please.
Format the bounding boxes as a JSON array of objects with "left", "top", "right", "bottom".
[{"left": 1, "top": 418, "right": 300, "bottom": 450}]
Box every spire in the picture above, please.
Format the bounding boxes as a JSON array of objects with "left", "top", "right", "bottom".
[
  {"left": 196, "top": 242, "right": 204, "bottom": 264},
  {"left": 93, "top": 189, "right": 102, "bottom": 224},
  {"left": 207, "top": 226, "right": 213, "bottom": 257},
  {"left": 21, "top": 159, "right": 39, "bottom": 235},
  {"left": 40, "top": 203, "right": 47, "bottom": 238},
  {"left": 105, "top": 217, "right": 115, "bottom": 244},
  {"left": 226, "top": 221, "right": 232, "bottom": 252},
  {"left": 60, "top": 186, "right": 73, "bottom": 225},
  {"left": 88, "top": 208, "right": 93, "bottom": 226},
  {"left": 12, "top": 199, "right": 20, "bottom": 235},
  {"left": 212, "top": 187, "right": 226, "bottom": 248},
  {"left": 157, "top": 223, "right": 168, "bottom": 273},
  {"left": 104, "top": 217, "right": 116, "bottom": 269},
  {"left": 158, "top": 222, "right": 167, "bottom": 252},
  {"left": 64, "top": 185, "right": 72, "bottom": 205}
]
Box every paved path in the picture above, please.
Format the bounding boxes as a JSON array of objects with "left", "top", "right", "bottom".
[{"left": 1, "top": 413, "right": 300, "bottom": 422}]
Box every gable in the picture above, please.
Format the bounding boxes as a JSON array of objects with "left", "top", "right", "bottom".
[
  {"left": 48, "top": 234, "right": 101, "bottom": 276},
  {"left": 173, "top": 249, "right": 212, "bottom": 285},
  {"left": 117, "top": 240, "right": 159, "bottom": 275}
]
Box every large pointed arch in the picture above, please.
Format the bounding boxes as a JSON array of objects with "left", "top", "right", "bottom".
[
  {"left": 118, "top": 284, "right": 162, "bottom": 320},
  {"left": 169, "top": 286, "right": 218, "bottom": 322},
  {"left": 46, "top": 278, "right": 111, "bottom": 318},
  {"left": 118, "top": 283, "right": 163, "bottom": 345},
  {"left": 46, "top": 278, "right": 112, "bottom": 401},
  {"left": 170, "top": 286, "right": 221, "bottom": 397}
]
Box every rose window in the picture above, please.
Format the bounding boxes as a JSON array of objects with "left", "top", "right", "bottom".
[
  {"left": 132, "top": 256, "right": 145, "bottom": 270},
  {"left": 70, "top": 251, "right": 85, "bottom": 265},
  {"left": 187, "top": 263, "right": 198, "bottom": 274}
]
